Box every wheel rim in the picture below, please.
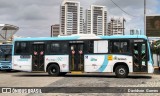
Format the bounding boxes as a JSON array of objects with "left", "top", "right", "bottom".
[
  {"left": 50, "top": 67, "right": 56, "bottom": 74},
  {"left": 119, "top": 68, "right": 125, "bottom": 75}
]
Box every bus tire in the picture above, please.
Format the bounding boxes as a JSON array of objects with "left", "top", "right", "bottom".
[
  {"left": 48, "top": 64, "right": 60, "bottom": 76},
  {"left": 115, "top": 65, "right": 128, "bottom": 78}
]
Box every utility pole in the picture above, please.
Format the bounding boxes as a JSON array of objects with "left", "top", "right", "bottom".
[
  {"left": 123, "top": 18, "right": 126, "bottom": 35},
  {"left": 51, "top": 25, "right": 53, "bottom": 37},
  {"left": 111, "top": 18, "right": 114, "bottom": 35},
  {"left": 144, "top": 0, "right": 146, "bottom": 35}
]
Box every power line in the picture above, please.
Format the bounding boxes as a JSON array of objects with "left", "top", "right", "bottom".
[{"left": 110, "top": 0, "right": 140, "bottom": 17}]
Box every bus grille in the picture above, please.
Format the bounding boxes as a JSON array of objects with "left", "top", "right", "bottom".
[{"left": 2, "top": 66, "right": 9, "bottom": 68}]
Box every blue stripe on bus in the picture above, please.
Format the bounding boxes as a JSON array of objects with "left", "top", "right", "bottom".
[{"left": 98, "top": 55, "right": 108, "bottom": 72}]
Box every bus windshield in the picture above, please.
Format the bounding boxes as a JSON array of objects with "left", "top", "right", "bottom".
[{"left": 0, "top": 45, "right": 12, "bottom": 62}]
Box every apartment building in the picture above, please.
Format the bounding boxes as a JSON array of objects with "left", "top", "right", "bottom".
[
  {"left": 86, "top": 5, "right": 107, "bottom": 36},
  {"left": 108, "top": 18, "right": 125, "bottom": 35},
  {"left": 51, "top": 24, "right": 60, "bottom": 37},
  {"left": 60, "top": 0, "right": 84, "bottom": 35}
]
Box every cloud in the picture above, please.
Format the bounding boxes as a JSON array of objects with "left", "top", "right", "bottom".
[
  {"left": 0, "top": 0, "right": 159, "bottom": 37},
  {"left": 0, "top": 0, "right": 64, "bottom": 37},
  {"left": 0, "top": 0, "right": 17, "bottom": 8},
  {"left": 15, "top": 5, "right": 47, "bottom": 21},
  {"left": 94, "top": 0, "right": 159, "bottom": 34}
]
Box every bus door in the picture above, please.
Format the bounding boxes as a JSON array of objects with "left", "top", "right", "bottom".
[
  {"left": 133, "top": 41, "right": 147, "bottom": 72},
  {"left": 69, "top": 43, "right": 84, "bottom": 71},
  {"left": 32, "top": 44, "right": 45, "bottom": 71}
]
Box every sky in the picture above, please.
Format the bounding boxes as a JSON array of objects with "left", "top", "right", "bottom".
[{"left": 0, "top": 0, "right": 160, "bottom": 37}]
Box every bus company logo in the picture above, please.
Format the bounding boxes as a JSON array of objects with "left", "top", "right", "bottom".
[
  {"left": 46, "top": 57, "right": 64, "bottom": 62},
  {"left": 91, "top": 58, "right": 97, "bottom": 61},
  {"left": 117, "top": 58, "right": 127, "bottom": 60},
  {"left": 46, "top": 58, "right": 56, "bottom": 61},
  {"left": 114, "top": 56, "right": 117, "bottom": 60},
  {"left": 114, "top": 56, "right": 127, "bottom": 60}
]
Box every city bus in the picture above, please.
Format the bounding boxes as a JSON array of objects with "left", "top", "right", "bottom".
[
  {"left": 0, "top": 44, "right": 12, "bottom": 71},
  {"left": 12, "top": 35, "right": 154, "bottom": 78}
]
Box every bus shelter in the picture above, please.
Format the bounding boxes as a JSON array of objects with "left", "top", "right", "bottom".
[{"left": 0, "top": 24, "right": 19, "bottom": 42}]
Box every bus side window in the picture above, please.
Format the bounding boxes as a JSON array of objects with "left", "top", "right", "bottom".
[
  {"left": 50, "top": 42, "right": 68, "bottom": 54},
  {"left": 120, "top": 42, "right": 128, "bottom": 53},
  {"left": 15, "top": 42, "right": 21, "bottom": 54},
  {"left": 50, "top": 43, "right": 60, "bottom": 54},
  {"left": 87, "top": 41, "right": 93, "bottom": 53},
  {"left": 15, "top": 42, "right": 29, "bottom": 55},
  {"left": 113, "top": 42, "right": 119, "bottom": 53},
  {"left": 61, "top": 42, "right": 68, "bottom": 54},
  {"left": 109, "top": 42, "right": 113, "bottom": 53},
  {"left": 110, "top": 41, "right": 129, "bottom": 53}
]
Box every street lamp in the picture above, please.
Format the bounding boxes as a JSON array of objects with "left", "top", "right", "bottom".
[{"left": 144, "top": 0, "right": 146, "bottom": 35}]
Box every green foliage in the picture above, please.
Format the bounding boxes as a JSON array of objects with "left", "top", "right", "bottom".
[{"left": 151, "top": 40, "right": 160, "bottom": 54}]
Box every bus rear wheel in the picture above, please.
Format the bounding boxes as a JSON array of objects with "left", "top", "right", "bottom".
[
  {"left": 48, "top": 64, "right": 60, "bottom": 76},
  {"left": 115, "top": 65, "right": 128, "bottom": 78}
]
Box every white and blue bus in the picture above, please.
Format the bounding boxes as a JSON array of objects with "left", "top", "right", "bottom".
[
  {"left": 0, "top": 44, "right": 12, "bottom": 71},
  {"left": 12, "top": 35, "right": 154, "bottom": 78}
]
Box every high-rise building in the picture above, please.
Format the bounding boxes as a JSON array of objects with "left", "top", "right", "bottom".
[
  {"left": 130, "top": 28, "right": 141, "bottom": 35},
  {"left": 51, "top": 24, "right": 60, "bottom": 37},
  {"left": 86, "top": 9, "right": 91, "bottom": 34},
  {"left": 86, "top": 5, "right": 107, "bottom": 36},
  {"left": 82, "top": 19, "right": 86, "bottom": 34},
  {"left": 60, "top": 0, "right": 84, "bottom": 35},
  {"left": 108, "top": 18, "right": 126, "bottom": 35}
]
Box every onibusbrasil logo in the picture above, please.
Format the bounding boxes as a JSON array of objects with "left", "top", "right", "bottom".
[{"left": 2, "top": 88, "right": 42, "bottom": 93}]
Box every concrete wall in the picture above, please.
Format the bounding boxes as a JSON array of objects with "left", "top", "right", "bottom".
[{"left": 153, "top": 54, "right": 160, "bottom": 67}]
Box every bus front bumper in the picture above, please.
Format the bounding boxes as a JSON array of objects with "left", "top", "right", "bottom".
[{"left": 0, "top": 65, "right": 12, "bottom": 70}]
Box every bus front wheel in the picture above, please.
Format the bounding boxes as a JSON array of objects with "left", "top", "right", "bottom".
[
  {"left": 115, "top": 65, "right": 128, "bottom": 78},
  {"left": 48, "top": 64, "right": 60, "bottom": 76}
]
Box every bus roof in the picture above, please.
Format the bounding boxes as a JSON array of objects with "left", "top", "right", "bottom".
[{"left": 13, "top": 35, "right": 148, "bottom": 41}]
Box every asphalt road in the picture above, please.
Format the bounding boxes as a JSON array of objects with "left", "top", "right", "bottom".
[{"left": 0, "top": 71, "right": 160, "bottom": 96}]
